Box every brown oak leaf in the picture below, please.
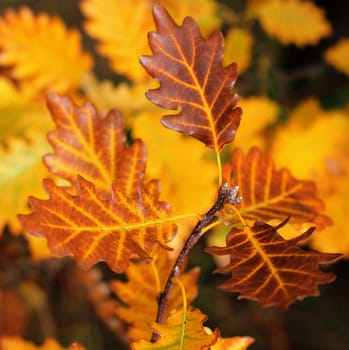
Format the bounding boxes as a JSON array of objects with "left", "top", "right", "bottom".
[
  {"left": 206, "top": 219, "right": 341, "bottom": 308},
  {"left": 18, "top": 177, "right": 176, "bottom": 273},
  {"left": 140, "top": 4, "right": 241, "bottom": 151}
]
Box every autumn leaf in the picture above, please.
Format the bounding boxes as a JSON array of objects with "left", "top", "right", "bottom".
[
  {"left": 112, "top": 247, "right": 200, "bottom": 341},
  {"left": 221, "top": 147, "right": 331, "bottom": 229},
  {"left": 0, "top": 337, "right": 85, "bottom": 350},
  {"left": 223, "top": 28, "right": 253, "bottom": 74},
  {"left": 324, "top": 37, "right": 349, "bottom": 77},
  {"left": 44, "top": 93, "right": 146, "bottom": 198},
  {"left": 253, "top": 0, "right": 332, "bottom": 47},
  {"left": 206, "top": 219, "right": 341, "bottom": 308},
  {"left": 18, "top": 177, "right": 176, "bottom": 273},
  {"left": 211, "top": 336, "right": 254, "bottom": 350},
  {"left": 140, "top": 4, "right": 242, "bottom": 152},
  {"left": 0, "top": 131, "right": 52, "bottom": 233},
  {"left": 0, "top": 7, "right": 92, "bottom": 93}
]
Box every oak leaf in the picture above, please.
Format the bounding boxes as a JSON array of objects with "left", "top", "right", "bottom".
[
  {"left": 0, "top": 131, "right": 52, "bottom": 233},
  {"left": 140, "top": 4, "right": 242, "bottom": 151},
  {"left": 222, "top": 147, "right": 331, "bottom": 229},
  {"left": 44, "top": 93, "right": 146, "bottom": 198},
  {"left": 0, "top": 7, "right": 92, "bottom": 93},
  {"left": 206, "top": 220, "right": 341, "bottom": 308},
  {"left": 112, "top": 248, "right": 200, "bottom": 341},
  {"left": 131, "top": 308, "right": 219, "bottom": 349},
  {"left": 253, "top": 0, "right": 332, "bottom": 47},
  {"left": 18, "top": 177, "right": 176, "bottom": 273},
  {"left": 324, "top": 37, "right": 349, "bottom": 77}
]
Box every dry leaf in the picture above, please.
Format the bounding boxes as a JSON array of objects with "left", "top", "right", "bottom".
[
  {"left": 18, "top": 177, "right": 176, "bottom": 273},
  {"left": 207, "top": 220, "right": 341, "bottom": 308},
  {"left": 141, "top": 4, "right": 241, "bottom": 151}
]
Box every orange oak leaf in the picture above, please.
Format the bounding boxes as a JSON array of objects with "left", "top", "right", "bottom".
[
  {"left": 140, "top": 4, "right": 241, "bottom": 151},
  {"left": 112, "top": 247, "right": 199, "bottom": 341},
  {"left": 206, "top": 219, "right": 341, "bottom": 309},
  {"left": 44, "top": 94, "right": 146, "bottom": 198},
  {"left": 18, "top": 177, "right": 176, "bottom": 273},
  {"left": 222, "top": 147, "right": 332, "bottom": 229}
]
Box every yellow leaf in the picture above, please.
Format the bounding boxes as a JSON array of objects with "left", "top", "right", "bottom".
[
  {"left": 112, "top": 248, "right": 200, "bottom": 341},
  {"left": 271, "top": 101, "right": 349, "bottom": 255},
  {"left": 223, "top": 28, "right": 253, "bottom": 74},
  {"left": 0, "top": 131, "right": 51, "bottom": 233},
  {"left": 254, "top": 0, "right": 332, "bottom": 46},
  {"left": 211, "top": 336, "right": 254, "bottom": 350},
  {"left": 0, "top": 78, "right": 53, "bottom": 139},
  {"left": 160, "top": 0, "right": 222, "bottom": 37},
  {"left": 234, "top": 96, "right": 279, "bottom": 151},
  {"left": 81, "top": 0, "right": 221, "bottom": 82},
  {"left": 131, "top": 110, "right": 217, "bottom": 248},
  {"left": 324, "top": 37, "right": 349, "bottom": 77},
  {"left": 81, "top": 0, "right": 153, "bottom": 82},
  {"left": 82, "top": 73, "right": 153, "bottom": 114},
  {"left": 0, "top": 7, "right": 93, "bottom": 93}
]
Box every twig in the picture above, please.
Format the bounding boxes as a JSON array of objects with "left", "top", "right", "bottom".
[{"left": 151, "top": 183, "right": 241, "bottom": 342}]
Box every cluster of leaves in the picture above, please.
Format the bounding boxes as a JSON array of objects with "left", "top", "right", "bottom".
[{"left": 0, "top": 0, "right": 348, "bottom": 349}]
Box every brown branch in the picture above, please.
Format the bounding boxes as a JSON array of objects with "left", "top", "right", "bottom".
[{"left": 151, "top": 183, "right": 241, "bottom": 342}]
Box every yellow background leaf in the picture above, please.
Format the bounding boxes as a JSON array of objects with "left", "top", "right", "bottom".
[
  {"left": 131, "top": 110, "right": 217, "bottom": 248},
  {"left": 271, "top": 100, "right": 349, "bottom": 255},
  {"left": 112, "top": 248, "right": 199, "bottom": 341},
  {"left": 0, "top": 131, "right": 51, "bottom": 233},
  {"left": 0, "top": 78, "right": 53, "bottom": 139},
  {"left": 324, "top": 37, "right": 349, "bottom": 77},
  {"left": 223, "top": 28, "right": 253, "bottom": 74},
  {"left": 0, "top": 7, "right": 92, "bottom": 93},
  {"left": 254, "top": 0, "right": 332, "bottom": 46},
  {"left": 233, "top": 96, "right": 279, "bottom": 151},
  {"left": 81, "top": 0, "right": 221, "bottom": 82}
]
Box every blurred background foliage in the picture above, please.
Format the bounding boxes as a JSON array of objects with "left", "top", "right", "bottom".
[{"left": 0, "top": 0, "right": 348, "bottom": 349}]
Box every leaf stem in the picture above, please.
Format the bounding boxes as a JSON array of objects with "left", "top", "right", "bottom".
[
  {"left": 216, "top": 150, "right": 223, "bottom": 187},
  {"left": 151, "top": 183, "right": 241, "bottom": 342}
]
